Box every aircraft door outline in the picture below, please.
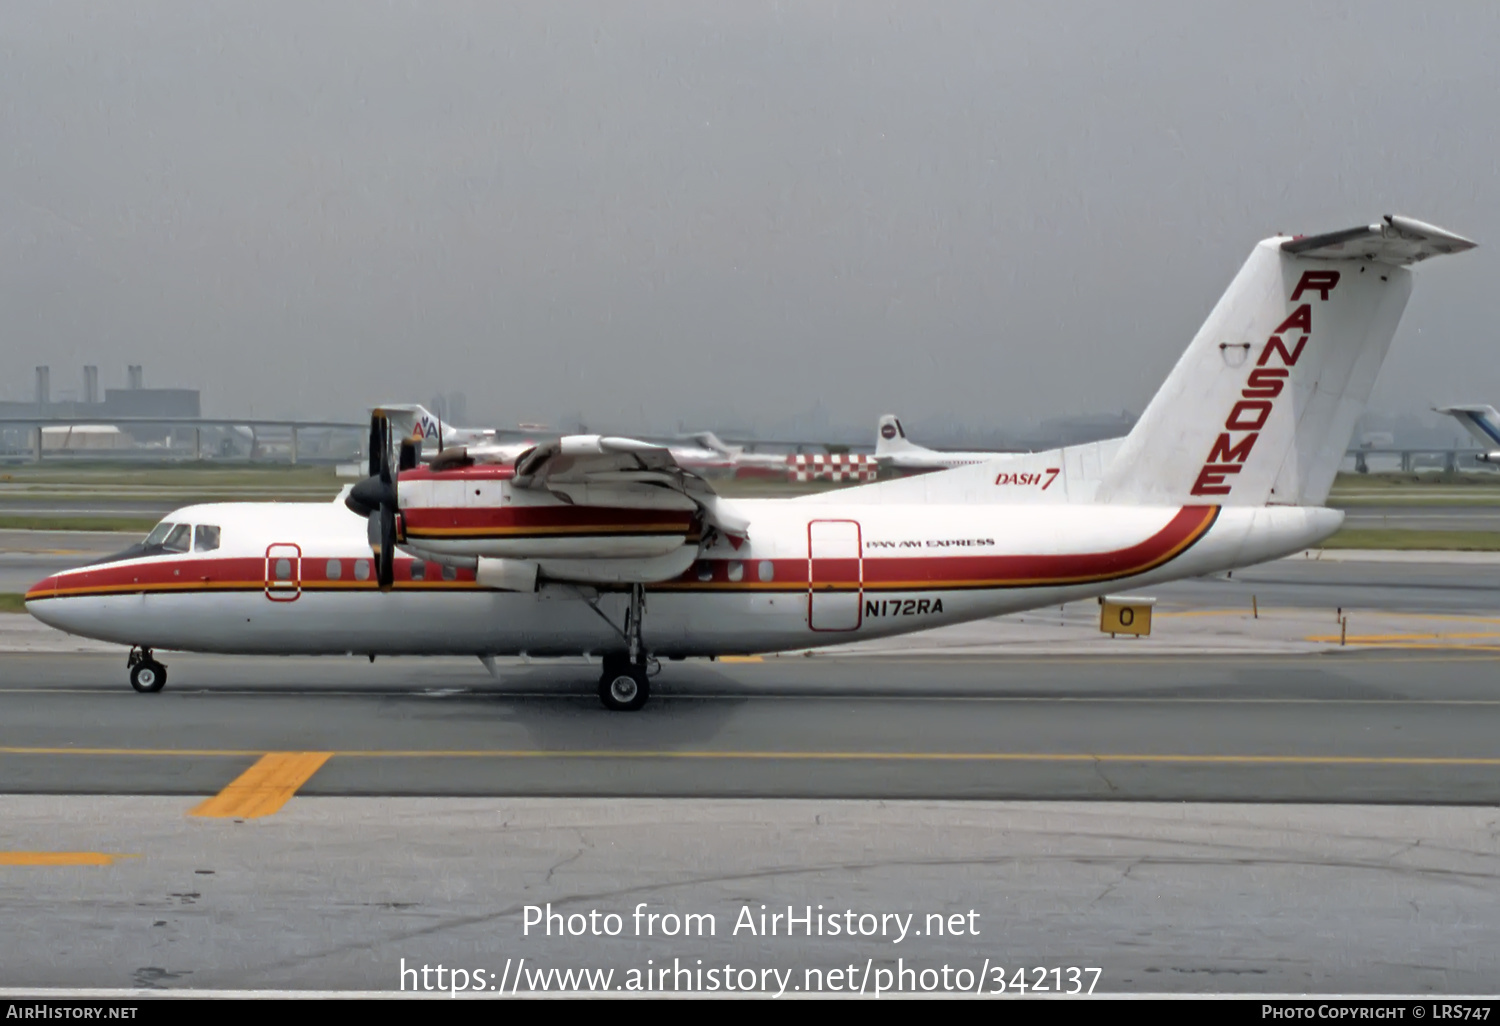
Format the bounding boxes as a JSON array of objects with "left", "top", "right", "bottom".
[
  {"left": 807, "top": 519, "right": 862, "bottom": 631},
  {"left": 265, "top": 543, "right": 302, "bottom": 602}
]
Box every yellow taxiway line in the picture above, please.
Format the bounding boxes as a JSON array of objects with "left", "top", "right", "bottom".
[
  {"left": 189, "top": 752, "right": 331, "bottom": 819},
  {"left": 0, "top": 852, "right": 133, "bottom": 866},
  {"left": 0, "top": 746, "right": 1497, "bottom": 768}
]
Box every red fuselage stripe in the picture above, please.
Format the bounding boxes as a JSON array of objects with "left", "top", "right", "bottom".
[{"left": 26, "top": 507, "right": 1219, "bottom": 600}]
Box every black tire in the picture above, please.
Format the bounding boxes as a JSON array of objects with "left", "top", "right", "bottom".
[
  {"left": 598, "top": 665, "right": 649, "bottom": 712},
  {"left": 130, "top": 660, "right": 167, "bottom": 694}
]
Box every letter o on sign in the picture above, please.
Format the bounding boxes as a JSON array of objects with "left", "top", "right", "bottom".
[
  {"left": 1226, "top": 400, "right": 1272, "bottom": 431},
  {"left": 1099, "top": 596, "right": 1154, "bottom": 637}
]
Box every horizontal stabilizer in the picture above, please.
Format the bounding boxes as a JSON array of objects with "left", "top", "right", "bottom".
[
  {"left": 1435, "top": 405, "right": 1500, "bottom": 447},
  {"left": 1281, "top": 215, "right": 1476, "bottom": 265}
]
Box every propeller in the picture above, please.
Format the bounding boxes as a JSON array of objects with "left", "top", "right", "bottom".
[
  {"left": 366, "top": 413, "right": 385, "bottom": 479},
  {"left": 346, "top": 411, "right": 400, "bottom": 590}
]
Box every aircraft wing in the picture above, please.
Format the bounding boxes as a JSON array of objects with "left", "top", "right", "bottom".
[{"left": 512, "top": 435, "right": 749, "bottom": 538}]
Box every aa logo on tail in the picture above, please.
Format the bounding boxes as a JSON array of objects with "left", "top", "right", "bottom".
[{"left": 411, "top": 415, "right": 441, "bottom": 442}]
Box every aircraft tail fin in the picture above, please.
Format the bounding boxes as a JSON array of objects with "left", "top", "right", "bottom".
[
  {"left": 688, "top": 431, "right": 736, "bottom": 456},
  {"left": 375, "top": 404, "right": 448, "bottom": 452},
  {"left": 1095, "top": 216, "right": 1475, "bottom": 508},
  {"left": 875, "top": 415, "right": 927, "bottom": 457},
  {"left": 1435, "top": 405, "right": 1500, "bottom": 449}
]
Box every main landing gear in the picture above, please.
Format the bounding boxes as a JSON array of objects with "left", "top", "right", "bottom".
[
  {"left": 128, "top": 647, "right": 167, "bottom": 694},
  {"left": 598, "top": 655, "right": 650, "bottom": 712},
  {"left": 597, "top": 584, "right": 652, "bottom": 712}
]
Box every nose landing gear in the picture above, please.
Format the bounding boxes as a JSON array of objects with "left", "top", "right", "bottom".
[{"left": 127, "top": 647, "right": 167, "bottom": 693}]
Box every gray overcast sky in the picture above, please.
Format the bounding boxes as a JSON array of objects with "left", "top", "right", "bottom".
[{"left": 2, "top": 2, "right": 1497, "bottom": 436}]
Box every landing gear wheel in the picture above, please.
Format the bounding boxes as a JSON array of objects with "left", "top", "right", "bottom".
[
  {"left": 598, "top": 664, "right": 649, "bottom": 712},
  {"left": 130, "top": 660, "right": 167, "bottom": 694}
]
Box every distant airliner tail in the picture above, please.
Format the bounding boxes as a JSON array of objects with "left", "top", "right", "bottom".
[
  {"left": 875, "top": 415, "right": 927, "bottom": 457},
  {"left": 375, "top": 404, "right": 448, "bottom": 452},
  {"left": 687, "top": 431, "right": 736, "bottom": 456},
  {"left": 1094, "top": 216, "right": 1476, "bottom": 508},
  {"left": 1435, "top": 405, "right": 1500, "bottom": 449}
]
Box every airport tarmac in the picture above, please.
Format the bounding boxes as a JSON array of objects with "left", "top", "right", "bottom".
[
  {"left": 2, "top": 646, "right": 1500, "bottom": 804},
  {"left": 1, "top": 645, "right": 1499, "bottom": 994},
  {"left": 3, "top": 542, "right": 1499, "bottom": 994},
  {"left": 0, "top": 796, "right": 1495, "bottom": 994}
]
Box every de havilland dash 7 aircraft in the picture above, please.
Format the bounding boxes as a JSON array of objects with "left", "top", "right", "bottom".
[{"left": 26, "top": 215, "right": 1475, "bottom": 710}]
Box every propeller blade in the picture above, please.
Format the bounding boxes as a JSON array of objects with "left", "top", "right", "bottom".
[
  {"left": 358, "top": 410, "right": 401, "bottom": 591},
  {"left": 367, "top": 411, "right": 391, "bottom": 479},
  {"left": 377, "top": 505, "right": 396, "bottom": 590}
]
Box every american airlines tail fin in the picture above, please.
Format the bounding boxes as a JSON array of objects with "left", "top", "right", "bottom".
[
  {"left": 1435, "top": 405, "right": 1500, "bottom": 449},
  {"left": 875, "top": 415, "right": 928, "bottom": 457},
  {"left": 375, "top": 404, "right": 448, "bottom": 451},
  {"left": 1095, "top": 216, "right": 1475, "bottom": 508}
]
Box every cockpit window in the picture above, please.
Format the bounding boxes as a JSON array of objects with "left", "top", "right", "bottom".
[
  {"left": 194, "top": 525, "right": 221, "bottom": 552},
  {"left": 162, "top": 524, "right": 191, "bottom": 553},
  {"left": 144, "top": 523, "right": 176, "bottom": 547}
]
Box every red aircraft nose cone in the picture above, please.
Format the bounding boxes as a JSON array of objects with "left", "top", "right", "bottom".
[{"left": 25, "top": 575, "right": 60, "bottom": 601}]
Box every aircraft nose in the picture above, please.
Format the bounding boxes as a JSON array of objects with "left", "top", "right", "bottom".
[
  {"left": 25, "top": 574, "right": 60, "bottom": 602},
  {"left": 24, "top": 574, "right": 65, "bottom": 628}
]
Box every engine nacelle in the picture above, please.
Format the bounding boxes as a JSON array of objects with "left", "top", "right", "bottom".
[{"left": 396, "top": 465, "right": 701, "bottom": 561}]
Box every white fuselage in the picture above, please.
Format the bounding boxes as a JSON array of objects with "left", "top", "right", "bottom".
[{"left": 27, "top": 495, "right": 1340, "bottom": 659}]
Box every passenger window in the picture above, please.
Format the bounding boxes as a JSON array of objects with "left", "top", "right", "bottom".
[
  {"left": 162, "top": 524, "right": 191, "bottom": 553},
  {"left": 758, "top": 560, "right": 775, "bottom": 582},
  {"left": 697, "top": 562, "right": 713, "bottom": 582},
  {"left": 144, "top": 523, "right": 175, "bottom": 546},
  {"left": 728, "top": 561, "right": 744, "bottom": 582},
  {"left": 354, "top": 559, "right": 370, "bottom": 581},
  {"left": 327, "top": 559, "right": 342, "bottom": 580},
  {"left": 194, "top": 525, "right": 221, "bottom": 552},
  {"left": 410, "top": 561, "right": 425, "bottom": 580},
  {"left": 274, "top": 557, "right": 292, "bottom": 580},
  {"left": 441, "top": 565, "right": 456, "bottom": 581}
]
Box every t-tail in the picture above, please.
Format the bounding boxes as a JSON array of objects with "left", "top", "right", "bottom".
[{"left": 1096, "top": 216, "right": 1476, "bottom": 508}]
